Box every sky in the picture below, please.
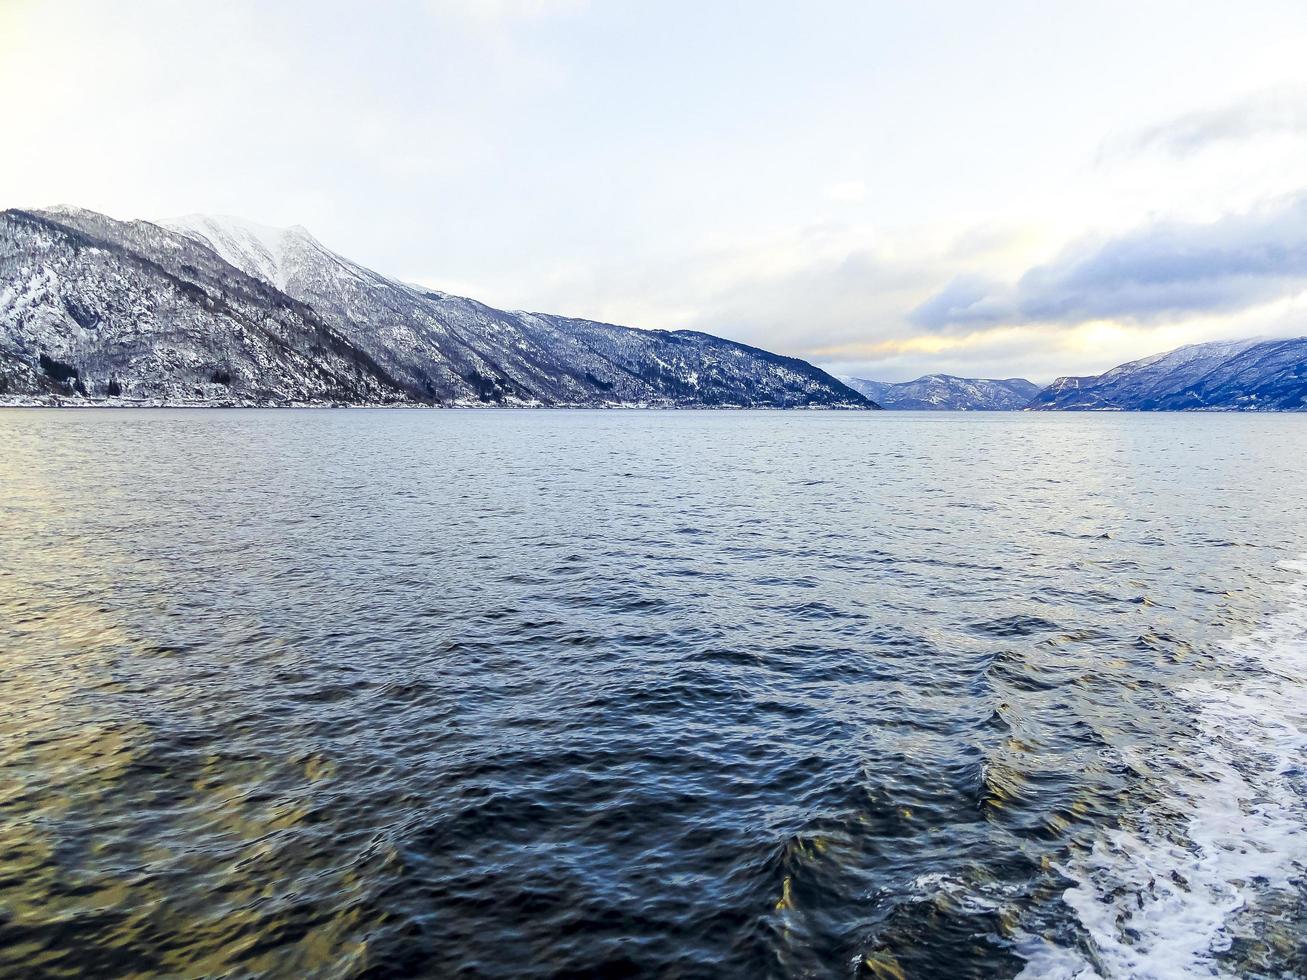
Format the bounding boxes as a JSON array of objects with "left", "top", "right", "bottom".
[{"left": 5, "top": 0, "right": 1307, "bottom": 382}]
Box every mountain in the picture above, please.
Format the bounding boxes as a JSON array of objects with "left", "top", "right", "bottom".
[
  {"left": 841, "top": 374, "right": 1041, "bottom": 410},
  {"left": 165, "top": 214, "right": 872, "bottom": 409},
  {"left": 1028, "top": 338, "right": 1307, "bottom": 411},
  {"left": 0, "top": 207, "right": 873, "bottom": 409},
  {"left": 0, "top": 207, "right": 406, "bottom": 405}
]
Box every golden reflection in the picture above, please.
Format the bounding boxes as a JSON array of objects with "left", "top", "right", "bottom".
[
  {"left": 0, "top": 441, "right": 361, "bottom": 977},
  {"left": 861, "top": 949, "right": 908, "bottom": 980},
  {"left": 774, "top": 874, "right": 794, "bottom": 911}
]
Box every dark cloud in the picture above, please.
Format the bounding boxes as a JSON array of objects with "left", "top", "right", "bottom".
[
  {"left": 912, "top": 193, "right": 1307, "bottom": 330},
  {"left": 907, "top": 274, "right": 1013, "bottom": 329}
]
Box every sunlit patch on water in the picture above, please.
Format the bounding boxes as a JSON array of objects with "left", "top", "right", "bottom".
[{"left": 1017, "top": 559, "right": 1307, "bottom": 979}]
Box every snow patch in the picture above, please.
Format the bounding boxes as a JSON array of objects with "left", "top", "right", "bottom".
[{"left": 164, "top": 213, "right": 314, "bottom": 291}]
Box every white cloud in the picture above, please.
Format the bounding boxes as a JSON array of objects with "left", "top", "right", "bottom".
[
  {"left": 1111, "top": 86, "right": 1307, "bottom": 158},
  {"left": 426, "top": 0, "right": 588, "bottom": 26},
  {"left": 822, "top": 180, "right": 867, "bottom": 204}
]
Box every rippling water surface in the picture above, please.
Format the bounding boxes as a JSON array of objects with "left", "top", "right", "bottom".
[{"left": 1, "top": 409, "right": 1305, "bottom": 979}]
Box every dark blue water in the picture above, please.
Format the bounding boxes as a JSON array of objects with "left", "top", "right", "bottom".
[{"left": 1, "top": 409, "right": 1304, "bottom": 979}]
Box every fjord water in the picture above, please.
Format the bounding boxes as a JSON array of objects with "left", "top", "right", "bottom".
[{"left": 1, "top": 410, "right": 1304, "bottom": 979}]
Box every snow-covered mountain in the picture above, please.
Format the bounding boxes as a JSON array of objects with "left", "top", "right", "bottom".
[
  {"left": 0, "top": 208, "right": 873, "bottom": 409},
  {"left": 841, "top": 374, "right": 1040, "bottom": 410},
  {"left": 1028, "top": 338, "right": 1307, "bottom": 411},
  {"left": 0, "top": 207, "right": 405, "bottom": 405}
]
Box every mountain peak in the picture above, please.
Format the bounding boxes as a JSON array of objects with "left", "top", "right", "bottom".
[
  {"left": 167, "top": 212, "right": 315, "bottom": 241},
  {"left": 163, "top": 213, "right": 320, "bottom": 289},
  {"left": 39, "top": 203, "right": 104, "bottom": 219}
]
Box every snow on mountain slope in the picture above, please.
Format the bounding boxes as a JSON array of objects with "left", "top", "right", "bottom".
[
  {"left": 842, "top": 374, "right": 1040, "bottom": 410},
  {"left": 165, "top": 213, "right": 309, "bottom": 290},
  {"left": 1168, "top": 338, "right": 1307, "bottom": 409},
  {"left": 1029, "top": 338, "right": 1306, "bottom": 411}
]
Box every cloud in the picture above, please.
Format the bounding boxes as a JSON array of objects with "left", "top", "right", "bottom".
[
  {"left": 821, "top": 326, "right": 1090, "bottom": 385},
  {"left": 911, "top": 192, "right": 1307, "bottom": 330},
  {"left": 823, "top": 292, "right": 1307, "bottom": 385},
  {"left": 422, "top": 219, "right": 950, "bottom": 366},
  {"left": 823, "top": 180, "right": 867, "bottom": 204},
  {"left": 1114, "top": 88, "right": 1307, "bottom": 158},
  {"left": 907, "top": 274, "right": 1012, "bottom": 330},
  {"left": 426, "top": 0, "right": 588, "bottom": 23}
]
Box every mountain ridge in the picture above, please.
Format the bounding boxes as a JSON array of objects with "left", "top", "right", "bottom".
[
  {"left": 841, "top": 373, "right": 1041, "bottom": 410},
  {"left": 1029, "top": 337, "right": 1307, "bottom": 411},
  {"left": 0, "top": 207, "right": 874, "bottom": 409}
]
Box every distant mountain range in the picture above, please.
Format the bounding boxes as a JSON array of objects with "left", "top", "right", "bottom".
[
  {"left": 841, "top": 374, "right": 1041, "bottom": 410},
  {"left": 0, "top": 207, "right": 872, "bottom": 409},
  {"left": 846, "top": 339, "right": 1306, "bottom": 411},
  {"left": 1029, "top": 338, "right": 1307, "bottom": 411}
]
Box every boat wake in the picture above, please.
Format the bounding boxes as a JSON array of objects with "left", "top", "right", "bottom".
[{"left": 1019, "top": 559, "right": 1307, "bottom": 979}]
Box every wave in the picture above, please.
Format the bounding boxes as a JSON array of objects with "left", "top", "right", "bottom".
[{"left": 1017, "top": 559, "right": 1307, "bottom": 979}]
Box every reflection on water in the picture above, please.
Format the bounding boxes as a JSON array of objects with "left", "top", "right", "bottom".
[{"left": 0, "top": 409, "right": 1304, "bottom": 978}]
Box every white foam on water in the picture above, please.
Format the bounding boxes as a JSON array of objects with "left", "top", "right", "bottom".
[{"left": 1017, "top": 559, "right": 1307, "bottom": 979}]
